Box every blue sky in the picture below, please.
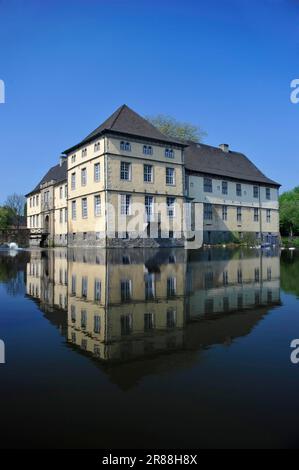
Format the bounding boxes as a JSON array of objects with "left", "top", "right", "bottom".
[{"left": 0, "top": 0, "right": 298, "bottom": 202}]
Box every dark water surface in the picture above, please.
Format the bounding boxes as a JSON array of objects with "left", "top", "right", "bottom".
[{"left": 0, "top": 247, "right": 299, "bottom": 449}]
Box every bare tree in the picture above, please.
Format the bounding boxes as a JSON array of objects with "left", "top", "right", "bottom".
[{"left": 5, "top": 193, "right": 26, "bottom": 229}]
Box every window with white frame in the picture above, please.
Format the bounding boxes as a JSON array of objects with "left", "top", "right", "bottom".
[
  {"left": 94, "top": 163, "right": 100, "bottom": 182},
  {"left": 81, "top": 168, "right": 87, "bottom": 186},
  {"left": 120, "top": 280, "right": 132, "bottom": 302},
  {"left": 204, "top": 177, "right": 213, "bottom": 193},
  {"left": 82, "top": 276, "right": 88, "bottom": 298},
  {"left": 222, "top": 205, "right": 227, "bottom": 221},
  {"left": 94, "top": 195, "right": 101, "bottom": 216},
  {"left": 166, "top": 308, "right": 177, "bottom": 328},
  {"left": 120, "top": 141, "right": 131, "bottom": 151},
  {"left": 254, "top": 207, "right": 259, "bottom": 222},
  {"left": 166, "top": 196, "right": 176, "bottom": 218},
  {"left": 253, "top": 186, "right": 259, "bottom": 198},
  {"left": 143, "top": 145, "right": 153, "bottom": 155},
  {"left": 145, "top": 195, "right": 154, "bottom": 221},
  {"left": 71, "top": 200, "right": 76, "bottom": 220},
  {"left": 236, "top": 183, "right": 242, "bottom": 196},
  {"left": 94, "top": 315, "right": 101, "bottom": 334},
  {"left": 266, "top": 187, "right": 271, "bottom": 200},
  {"left": 120, "top": 194, "right": 131, "bottom": 215},
  {"left": 165, "top": 148, "right": 174, "bottom": 158},
  {"left": 167, "top": 277, "right": 176, "bottom": 297},
  {"left": 144, "top": 313, "right": 154, "bottom": 330},
  {"left": 266, "top": 209, "right": 271, "bottom": 222},
  {"left": 166, "top": 167, "right": 175, "bottom": 185},
  {"left": 120, "top": 161, "right": 131, "bottom": 180},
  {"left": 94, "top": 279, "right": 101, "bottom": 302},
  {"left": 71, "top": 172, "right": 76, "bottom": 190},
  {"left": 144, "top": 164, "right": 153, "bottom": 182},
  {"left": 203, "top": 203, "right": 213, "bottom": 220},
  {"left": 82, "top": 198, "right": 88, "bottom": 218},
  {"left": 222, "top": 181, "right": 228, "bottom": 195},
  {"left": 237, "top": 206, "right": 242, "bottom": 222}
]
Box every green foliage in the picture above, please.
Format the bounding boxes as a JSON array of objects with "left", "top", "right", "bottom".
[
  {"left": 280, "top": 251, "right": 299, "bottom": 297},
  {"left": 279, "top": 187, "right": 299, "bottom": 236},
  {"left": 281, "top": 237, "right": 299, "bottom": 248},
  {"left": 146, "top": 114, "right": 206, "bottom": 143},
  {"left": 0, "top": 206, "right": 14, "bottom": 229}
]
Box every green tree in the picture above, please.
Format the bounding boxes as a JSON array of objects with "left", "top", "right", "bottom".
[
  {"left": 279, "top": 186, "right": 299, "bottom": 237},
  {"left": 146, "top": 114, "right": 206, "bottom": 143},
  {"left": 0, "top": 206, "right": 14, "bottom": 229}
]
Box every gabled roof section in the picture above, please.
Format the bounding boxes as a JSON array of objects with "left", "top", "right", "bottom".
[
  {"left": 26, "top": 160, "right": 67, "bottom": 197},
  {"left": 63, "top": 104, "right": 186, "bottom": 153},
  {"left": 185, "top": 142, "right": 280, "bottom": 187}
]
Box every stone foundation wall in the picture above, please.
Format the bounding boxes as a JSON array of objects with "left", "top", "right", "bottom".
[
  {"left": 203, "top": 230, "right": 280, "bottom": 245},
  {"left": 66, "top": 231, "right": 185, "bottom": 248}
]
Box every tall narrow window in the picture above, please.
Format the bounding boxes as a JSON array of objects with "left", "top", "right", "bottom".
[
  {"left": 222, "top": 205, "right": 227, "bottom": 221},
  {"left": 144, "top": 313, "right": 154, "bottom": 330},
  {"left": 71, "top": 275, "right": 76, "bottom": 295},
  {"left": 145, "top": 196, "right": 154, "bottom": 221},
  {"left": 222, "top": 181, "right": 228, "bottom": 195},
  {"left": 81, "top": 168, "right": 87, "bottom": 186},
  {"left": 254, "top": 207, "right": 259, "bottom": 222},
  {"left": 94, "top": 279, "right": 101, "bottom": 302},
  {"left": 253, "top": 186, "right": 259, "bottom": 198},
  {"left": 120, "top": 161, "right": 131, "bottom": 180},
  {"left": 71, "top": 200, "right": 76, "bottom": 220},
  {"left": 60, "top": 186, "right": 63, "bottom": 199},
  {"left": 166, "top": 167, "right": 175, "bottom": 185},
  {"left": 94, "top": 315, "right": 101, "bottom": 334},
  {"left": 144, "top": 164, "right": 153, "bottom": 182},
  {"left": 94, "top": 195, "right": 101, "bottom": 216},
  {"left": 82, "top": 148, "right": 87, "bottom": 158},
  {"left": 237, "top": 206, "right": 242, "bottom": 222},
  {"left": 94, "top": 141, "right": 100, "bottom": 152},
  {"left": 167, "top": 277, "right": 176, "bottom": 297},
  {"left": 71, "top": 172, "right": 76, "bottom": 190},
  {"left": 166, "top": 197, "right": 176, "bottom": 218},
  {"left": 266, "top": 209, "right": 271, "bottom": 222},
  {"left": 120, "top": 314, "right": 132, "bottom": 335},
  {"left": 94, "top": 163, "right": 100, "bottom": 182},
  {"left": 59, "top": 209, "right": 63, "bottom": 223},
  {"left": 266, "top": 187, "right": 271, "bottom": 200},
  {"left": 120, "top": 280, "right": 132, "bottom": 302},
  {"left": 236, "top": 183, "right": 242, "bottom": 196},
  {"left": 82, "top": 198, "right": 88, "bottom": 218},
  {"left": 166, "top": 309, "right": 176, "bottom": 328},
  {"left": 204, "top": 177, "right": 212, "bottom": 193},
  {"left": 82, "top": 276, "right": 88, "bottom": 298},
  {"left": 204, "top": 203, "right": 213, "bottom": 220},
  {"left": 120, "top": 194, "right": 131, "bottom": 215}
]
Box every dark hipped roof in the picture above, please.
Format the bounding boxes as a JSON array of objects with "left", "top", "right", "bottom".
[
  {"left": 26, "top": 160, "right": 67, "bottom": 196},
  {"left": 63, "top": 104, "right": 186, "bottom": 153},
  {"left": 185, "top": 142, "right": 280, "bottom": 187}
]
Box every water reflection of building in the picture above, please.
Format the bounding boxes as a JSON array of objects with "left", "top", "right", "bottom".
[{"left": 26, "top": 247, "right": 281, "bottom": 367}]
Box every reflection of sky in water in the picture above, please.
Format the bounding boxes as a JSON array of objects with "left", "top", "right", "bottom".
[{"left": 0, "top": 248, "right": 298, "bottom": 449}]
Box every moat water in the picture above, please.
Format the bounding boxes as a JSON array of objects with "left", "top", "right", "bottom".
[{"left": 0, "top": 246, "right": 299, "bottom": 449}]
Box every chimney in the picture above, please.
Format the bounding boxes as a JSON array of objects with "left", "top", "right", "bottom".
[
  {"left": 219, "top": 143, "right": 229, "bottom": 153},
  {"left": 59, "top": 154, "right": 67, "bottom": 167}
]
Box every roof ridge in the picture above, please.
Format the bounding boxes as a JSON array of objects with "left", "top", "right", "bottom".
[{"left": 109, "top": 104, "right": 127, "bottom": 130}]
